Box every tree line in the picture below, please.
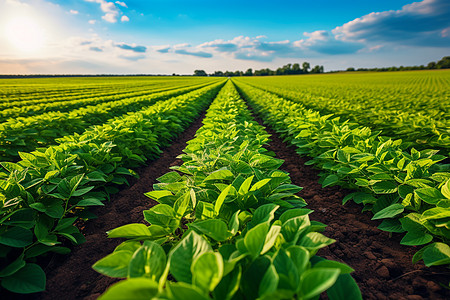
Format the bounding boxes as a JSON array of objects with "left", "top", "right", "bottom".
[
  {"left": 194, "top": 62, "right": 324, "bottom": 77},
  {"left": 344, "top": 56, "right": 450, "bottom": 73}
]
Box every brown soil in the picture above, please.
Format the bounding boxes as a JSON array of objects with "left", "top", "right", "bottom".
[
  {"left": 256, "top": 117, "right": 450, "bottom": 300},
  {"left": 13, "top": 110, "right": 449, "bottom": 299},
  {"left": 33, "top": 112, "right": 206, "bottom": 300}
]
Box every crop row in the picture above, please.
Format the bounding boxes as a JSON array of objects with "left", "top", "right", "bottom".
[
  {"left": 235, "top": 71, "right": 450, "bottom": 153},
  {"left": 234, "top": 80, "right": 450, "bottom": 269},
  {"left": 94, "top": 81, "right": 361, "bottom": 300},
  {"left": 0, "top": 79, "right": 218, "bottom": 122},
  {"left": 0, "top": 77, "right": 213, "bottom": 103},
  {"left": 0, "top": 81, "right": 218, "bottom": 162},
  {"left": 0, "top": 81, "right": 224, "bottom": 294}
]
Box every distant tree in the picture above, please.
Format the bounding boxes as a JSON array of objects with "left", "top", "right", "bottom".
[
  {"left": 437, "top": 56, "right": 450, "bottom": 69},
  {"left": 213, "top": 71, "right": 224, "bottom": 76},
  {"left": 244, "top": 68, "right": 253, "bottom": 76},
  {"left": 310, "top": 65, "right": 323, "bottom": 74},
  {"left": 346, "top": 67, "right": 355, "bottom": 71},
  {"left": 194, "top": 70, "right": 207, "bottom": 76},
  {"left": 292, "top": 63, "right": 302, "bottom": 74},
  {"left": 302, "top": 62, "right": 310, "bottom": 73}
]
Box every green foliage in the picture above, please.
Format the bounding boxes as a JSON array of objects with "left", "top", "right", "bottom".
[
  {"left": 95, "top": 81, "right": 360, "bottom": 299},
  {"left": 234, "top": 79, "right": 450, "bottom": 268},
  {"left": 0, "top": 81, "right": 225, "bottom": 294}
]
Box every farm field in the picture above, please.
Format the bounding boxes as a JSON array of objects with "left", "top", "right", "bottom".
[{"left": 0, "top": 73, "right": 449, "bottom": 300}]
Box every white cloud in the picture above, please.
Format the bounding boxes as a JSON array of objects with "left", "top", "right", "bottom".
[
  {"left": 69, "top": 10, "right": 79, "bottom": 15},
  {"left": 332, "top": 0, "right": 450, "bottom": 47},
  {"left": 85, "top": 0, "right": 124, "bottom": 23},
  {"left": 115, "top": 1, "right": 127, "bottom": 8},
  {"left": 88, "top": 20, "right": 96, "bottom": 24},
  {"left": 102, "top": 13, "right": 118, "bottom": 23},
  {"left": 121, "top": 15, "right": 129, "bottom": 22}
]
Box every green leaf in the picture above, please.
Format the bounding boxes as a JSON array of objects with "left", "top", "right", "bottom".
[
  {"left": 300, "top": 268, "right": 340, "bottom": 299},
  {"left": 258, "top": 264, "right": 279, "bottom": 297},
  {"left": 203, "top": 169, "right": 234, "bottom": 182},
  {"left": 72, "top": 186, "right": 95, "bottom": 197},
  {"left": 244, "top": 223, "right": 269, "bottom": 258},
  {"left": 273, "top": 249, "right": 299, "bottom": 291},
  {"left": 173, "top": 192, "right": 190, "bottom": 218},
  {"left": 76, "top": 198, "right": 104, "bottom": 206},
  {"left": 400, "top": 231, "right": 433, "bottom": 246},
  {"left": 228, "top": 210, "right": 240, "bottom": 236},
  {"left": 92, "top": 250, "right": 133, "bottom": 278},
  {"left": 372, "top": 181, "right": 398, "bottom": 194},
  {"left": 326, "top": 273, "right": 362, "bottom": 300},
  {"left": 107, "top": 224, "right": 152, "bottom": 239},
  {"left": 441, "top": 180, "right": 450, "bottom": 199},
  {"left": 261, "top": 225, "right": 281, "bottom": 255},
  {"left": 248, "top": 203, "right": 279, "bottom": 229},
  {"left": 422, "top": 242, "right": 450, "bottom": 267},
  {"left": 314, "top": 260, "right": 354, "bottom": 274},
  {"left": 250, "top": 178, "right": 271, "bottom": 191},
  {"left": 0, "top": 256, "right": 26, "bottom": 277},
  {"left": 157, "top": 171, "right": 182, "bottom": 183},
  {"left": 169, "top": 231, "right": 212, "bottom": 283},
  {"left": 0, "top": 226, "right": 33, "bottom": 247},
  {"left": 128, "top": 241, "right": 166, "bottom": 281},
  {"left": 99, "top": 278, "right": 159, "bottom": 300},
  {"left": 1, "top": 263, "right": 46, "bottom": 294},
  {"left": 213, "top": 265, "right": 241, "bottom": 300},
  {"left": 286, "top": 245, "right": 310, "bottom": 275},
  {"left": 371, "top": 204, "right": 404, "bottom": 220},
  {"left": 322, "top": 174, "right": 339, "bottom": 188},
  {"left": 415, "top": 187, "right": 444, "bottom": 205},
  {"left": 167, "top": 282, "right": 210, "bottom": 300},
  {"left": 189, "top": 219, "right": 231, "bottom": 242},
  {"left": 238, "top": 175, "right": 254, "bottom": 195},
  {"left": 191, "top": 252, "right": 223, "bottom": 292},
  {"left": 299, "top": 232, "right": 335, "bottom": 253},
  {"left": 377, "top": 218, "right": 405, "bottom": 233},
  {"left": 215, "top": 185, "right": 231, "bottom": 215},
  {"left": 86, "top": 171, "right": 107, "bottom": 182}
]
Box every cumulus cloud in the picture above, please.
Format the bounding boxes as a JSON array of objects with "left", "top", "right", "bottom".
[
  {"left": 70, "top": 10, "right": 79, "bottom": 15},
  {"left": 174, "top": 49, "right": 213, "bottom": 58},
  {"left": 154, "top": 46, "right": 171, "bottom": 53},
  {"left": 293, "top": 30, "right": 364, "bottom": 55},
  {"left": 115, "top": 1, "right": 127, "bottom": 8},
  {"left": 199, "top": 36, "right": 298, "bottom": 61},
  {"left": 332, "top": 0, "right": 450, "bottom": 47},
  {"left": 85, "top": 0, "right": 126, "bottom": 23},
  {"left": 115, "top": 43, "right": 147, "bottom": 53},
  {"left": 88, "top": 20, "right": 96, "bottom": 24},
  {"left": 121, "top": 15, "right": 129, "bottom": 22}
]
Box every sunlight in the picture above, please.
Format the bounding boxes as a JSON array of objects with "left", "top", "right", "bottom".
[{"left": 5, "top": 16, "right": 46, "bottom": 53}]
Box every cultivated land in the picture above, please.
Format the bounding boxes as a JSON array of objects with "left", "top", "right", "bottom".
[{"left": 0, "top": 71, "right": 449, "bottom": 299}]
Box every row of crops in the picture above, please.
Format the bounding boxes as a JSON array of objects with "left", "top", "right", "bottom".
[
  {"left": 236, "top": 70, "right": 450, "bottom": 153},
  {"left": 0, "top": 72, "right": 449, "bottom": 297}
]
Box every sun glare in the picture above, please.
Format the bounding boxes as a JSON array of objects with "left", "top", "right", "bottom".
[{"left": 5, "top": 16, "right": 46, "bottom": 53}]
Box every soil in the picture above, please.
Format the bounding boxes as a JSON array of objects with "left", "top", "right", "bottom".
[{"left": 12, "top": 109, "right": 450, "bottom": 299}]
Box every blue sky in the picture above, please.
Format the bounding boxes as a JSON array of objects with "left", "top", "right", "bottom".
[{"left": 0, "top": 0, "right": 449, "bottom": 74}]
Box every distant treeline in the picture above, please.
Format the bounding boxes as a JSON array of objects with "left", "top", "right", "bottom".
[
  {"left": 344, "top": 56, "right": 450, "bottom": 72},
  {"left": 194, "top": 62, "right": 324, "bottom": 77}
]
